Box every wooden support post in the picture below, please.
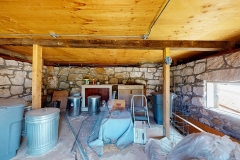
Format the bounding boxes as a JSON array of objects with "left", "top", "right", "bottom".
[
  {"left": 163, "top": 47, "right": 170, "bottom": 138},
  {"left": 32, "top": 44, "right": 42, "bottom": 109}
]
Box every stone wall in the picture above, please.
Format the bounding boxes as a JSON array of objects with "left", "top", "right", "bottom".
[
  {"left": 46, "top": 64, "right": 164, "bottom": 106},
  {"left": 171, "top": 51, "right": 240, "bottom": 140},
  {"left": 0, "top": 57, "right": 48, "bottom": 103}
]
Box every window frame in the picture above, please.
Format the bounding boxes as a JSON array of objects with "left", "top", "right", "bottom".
[{"left": 206, "top": 81, "right": 240, "bottom": 115}]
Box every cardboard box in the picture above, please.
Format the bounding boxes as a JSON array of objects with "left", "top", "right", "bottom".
[
  {"left": 112, "top": 99, "right": 126, "bottom": 110},
  {"left": 134, "top": 121, "right": 147, "bottom": 144}
]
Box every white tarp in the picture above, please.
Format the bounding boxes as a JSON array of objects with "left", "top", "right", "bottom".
[{"left": 145, "top": 132, "right": 240, "bottom": 160}]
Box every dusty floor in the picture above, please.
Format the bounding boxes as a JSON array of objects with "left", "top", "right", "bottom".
[{"left": 12, "top": 110, "right": 183, "bottom": 160}]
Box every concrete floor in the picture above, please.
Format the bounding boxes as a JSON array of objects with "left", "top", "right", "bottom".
[{"left": 12, "top": 110, "right": 183, "bottom": 160}]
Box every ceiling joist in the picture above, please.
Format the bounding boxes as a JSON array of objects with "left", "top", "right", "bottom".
[
  {"left": 0, "top": 38, "right": 236, "bottom": 51},
  {"left": 0, "top": 47, "right": 32, "bottom": 62}
]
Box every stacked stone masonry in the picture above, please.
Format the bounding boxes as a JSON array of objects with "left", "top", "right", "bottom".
[
  {"left": 47, "top": 64, "right": 164, "bottom": 97},
  {"left": 171, "top": 51, "right": 240, "bottom": 140},
  {"left": 0, "top": 57, "right": 164, "bottom": 106},
  {"left": 0, "top": 57, "right": 48, "bottom": 102}
]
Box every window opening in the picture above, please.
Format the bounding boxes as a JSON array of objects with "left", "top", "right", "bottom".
[{"left": 206, "top": 82, "right": 240, "bottom": 114}]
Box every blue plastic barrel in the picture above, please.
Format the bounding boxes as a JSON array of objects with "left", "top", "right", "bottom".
[
  {"left": 0, "top": 104, "right": 25, "bottom": 160},
  {"left": 151, "top": 92, "right": 176, "bottom": 125}
]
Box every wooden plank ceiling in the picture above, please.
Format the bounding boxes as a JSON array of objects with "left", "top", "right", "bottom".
[{"left": 0, "top": 0, "right": 240, "bottom": 66}]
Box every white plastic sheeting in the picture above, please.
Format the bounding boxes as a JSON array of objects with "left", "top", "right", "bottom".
[
  {"left": 145, "top": 138, "right": 174, "bottom": 160},
  {"left": 145, "top": 126, "right": 183, "bottom": 160},
  {"left": 145, "top": 132, "right": 240, "bottom": 160}
]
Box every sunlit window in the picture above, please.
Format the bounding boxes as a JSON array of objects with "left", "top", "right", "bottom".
[{"left": 206, "top": 82, "right": 240, "bottom": 113}]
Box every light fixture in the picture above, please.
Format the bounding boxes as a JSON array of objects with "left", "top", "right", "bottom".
[
  {"left": 142, "top": 34, "right": 149, "bottom": 40},
  {"left": 50, "top": 32, "right": 59, "bottom": 38}
]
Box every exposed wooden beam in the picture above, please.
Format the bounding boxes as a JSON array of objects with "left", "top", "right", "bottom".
[
  {"left": 163, "top": 47, "right": 170, "bottom": 139},
  {"left": 0, "top": 48, "right": 32, "bottom": 62},
  {"left": 0, "top": 38, "right": 235, "bottom": 51},
  {"left": 32, "top": 44, "right": 42, "bottom": 109},
  {"left": 44, "top": 61, "right": 139, "bottom": 67}
]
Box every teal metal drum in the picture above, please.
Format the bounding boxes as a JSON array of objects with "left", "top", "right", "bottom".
[{"left": 26, "top": 108, "right": 60, "bottom": 156}]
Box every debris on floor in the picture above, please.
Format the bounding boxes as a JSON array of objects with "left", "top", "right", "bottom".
[{"left": 12, "top": 110, "right": 184, "bottom": 160}]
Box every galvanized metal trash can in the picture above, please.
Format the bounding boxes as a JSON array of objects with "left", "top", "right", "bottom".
[
  {"left": 67, "top": 96, "right": 82, "bottom": 116},
  {"left": 26, "top": 108, "right": 60, "bottom": 156},
  {"left": 88, "top": 95, "right": 101, "bottom": 115},
  {"left": 21, "top": 106, "right": 32, "bottom": 137}
]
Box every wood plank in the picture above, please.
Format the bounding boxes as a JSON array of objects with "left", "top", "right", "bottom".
[
  {"left": 51, "top": 90, "right": 69, "bottom": 112},
  {"left": 0, "top": 38, "right": 235, "bottom": 51},
  {"left": 1, "top": 0, "right": 240, "bottom": 45},
  {"left": 188, "top": 118, "right": 240, "bottom": 143},
  {"left": 0, "top": 48, "right": 32, "bottom": 62},
  {"left": 32, "top": 44, "right": 42, "bottom": 109},
  {"left": 163, "top": 47, "right": 170, "bottom": 138},
  {"left": 173, "top": 113, "right": 240, "bottom": 144}
]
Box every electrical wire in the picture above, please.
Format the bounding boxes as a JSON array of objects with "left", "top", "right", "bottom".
[
  {"left": 0, "top": 1, "right": 170, "bottom": 40},
  {"left": 144, "top": 0, "right": 171, "bottom": 39}
]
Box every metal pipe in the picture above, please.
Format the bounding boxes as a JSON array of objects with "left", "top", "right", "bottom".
[
  {"left": 143, "top": 0, "right": 171, "bottom": 39},
  {"left": 63, "top": 112, "right": 88, "bottom": 160},
  {"left": 71, "top": 115, "right": 91, "bottom": 153}
]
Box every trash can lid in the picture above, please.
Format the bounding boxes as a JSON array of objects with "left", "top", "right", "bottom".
[
  {"left": 88, "top": 95, "right": 101, "bottom": 99},
  {"left": 26, "top": 108, "right": 60, "bottom": 117},
  {"left": 0, "top": 104, "right": 26, "bottom": 109},
  {"left": 68, "top": 96, "right": 82, "bottom": 99}
]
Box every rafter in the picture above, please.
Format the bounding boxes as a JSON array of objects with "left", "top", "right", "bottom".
[
  {"left": 0, "top": 38, "right": 236, "bottom": 51},
  {"left": 0, "top": 48, "right": 32, "bottom": 62}
]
